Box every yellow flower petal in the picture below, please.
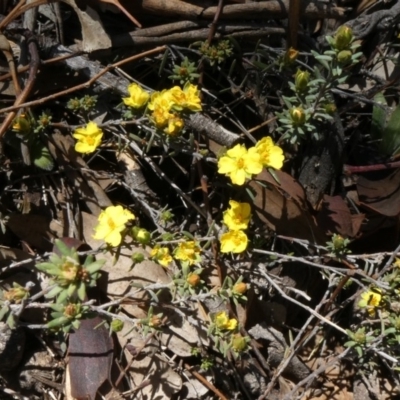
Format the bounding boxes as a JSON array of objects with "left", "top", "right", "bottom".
[
  {"left": 220, "top": 230, "right": 248, "bottom": 253},
  {"left": 223, "top": 200, "right": 251, "bottom": 230}
]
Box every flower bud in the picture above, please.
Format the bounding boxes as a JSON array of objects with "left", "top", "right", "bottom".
[
  {"left": 67, "top": 98, "right": 81, "bottom": 111},
  {"left": 232, "top": 282, "right": 247, "bottom": 295},
  {"left": 353, "top": 329, "right": 366, "bottom": 344},
  {"left": 334, "top": 26, "right": 353, "bottom": 51},
  {"left": 231, "top": 333, "right": 248, "bottom": 352},
  {"left": 111, "top": 319, "right": 124, "bottom": 332},
  {"left": 332, "top": 234, "right": 345, "bottom": 250},
  {"left": 290, "top": 107, "right": 306, "bottom": 126},
  {"left": 295, "top": 70, "right": 310, "bottom": 92},
  {"left": 337, "top": 50, "right": 352, "bottom": 65},
  {"left": 186, "top": 273, "right": 201, "bottom": 287},
  {"left": 3, "top": 286, "right": 29, "bottom": 304},
  {"left": 131, "top": 252, "right": 145, "bottom": 264},
  {"left": 149, "top": 315, "right": 162, "bottom": 328},
  {"left": 324, "top": 103, "right": 337, "bottom": 114},
  {"left": 63, "top": 303, "right": 80, "bottom": 318},
  {"left": 12, "top": 114, "right": 31, "bottom": 134},
  {"left": 132, "top": 227, "right": 151, "bottom": 245},
  {"left": 160, "top": 210, "right": 174, "bottom": 223},
  {"left": 283, "top": 47, "right": 299, "bottom": 66},
  {"left": 39, "top": 113, "right": 51, "bottom": 128}
]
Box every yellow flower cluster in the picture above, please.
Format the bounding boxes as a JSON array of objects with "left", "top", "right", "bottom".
[
  {"left": 220, "top": 200, "right": 251, "bottom": 254},
  {"left": 123, "top": 82, "right": 202, "bottom": 137},
  {"left": 173, "top": 241, "right": 202, "bottom": 266},
  {"left": 93, "top": 205, "right": 135, "bottom": 247},
  {"left": 214, "top": 311, "right": 237, "bottom": 331},
  {"left": 73, "top": 121, "right": 103, "bottom": 154},
  {"left": 217, "top": 137, "right": 284, "bottom": 185},
  {"left": 150, "top": 240, "right": 202, "bottom": 268},
  {"left": 150, "top": 246, "right": 173, "bottom": 267}
]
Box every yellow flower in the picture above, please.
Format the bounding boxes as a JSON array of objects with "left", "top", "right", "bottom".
[
  {"left": 214, "top": 311, "right": 238, "bottom": 331},
  {"left": 174, "top": 241, "right": 201, "bottom": 266},
  {"left": 220, "top": 230, "right": 248, "bottom": 253},
  {"left": 73, "top": 121, "right": 103, "bottom": 154},
  {"left": 217, "top": 144, "right": 263, "bottom": 185},
  {"left": 148, "top": 90, "right": 174, "bottom": 112},
  {"left": 358, "top": 289, "right": 382, "bottom": 316},
  {"left": 168, "top": 84, "right": 202, "bottom": 112},
  {"left": 182, "top": 83, "right": 202, "bottom": 111},
  {"left": 254, "top": 137, "right": 284, "bottom": 169},
  {"left": 223, "top": 200, "right": 251, "bottom": 230},
  {"left": 394, "top": 258, "right": 400, "bottom": 268},
  {"left": 164, "top": 115, "right": 184, "bottom": 136},
  {"left": 168, "top": 86, "right": 186, "bottom": 109},
  {"left": 151, "top": 106, "right": 172, "bottom": 129},
  {"left": 93, "top": 205, "right": 135, "bottom": 246},
  {"left": 150, "top": 246, "right": 173, "bottom": 267},
  {"left": 123, "top": 83, "right": 150, "bottom": 108}
]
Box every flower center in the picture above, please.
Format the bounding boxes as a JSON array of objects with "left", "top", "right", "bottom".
[
  {"left": 107, "top": 217, "right": 116, "bottom": 230},
  {"left": 236, "top": 158, "right": 245, "bottom": 168},
  {"left": 86, "top": 136, "right": 95, "bottom": 145}
]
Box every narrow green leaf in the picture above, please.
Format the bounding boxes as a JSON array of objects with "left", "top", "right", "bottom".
[
  {"left": 0, "top": 306, "right": 9, "bottom": 321},
  {"left": 77, "top": 282, "right": 86, "bottom": 301},
  {"left": 85, "top": 260, "right": 106, "bottom": 274},
  {"left": 47, "top": 316, "right": 69, "bottom": 328},
  {"left": 371, "top": 92, "right": 387, "bottom": 140},
  {"left": 381, "top": 102, "right": 400, "bottom": 155},
  {"left": 46, "top": 285, "right": 64, "bottom": 299}
]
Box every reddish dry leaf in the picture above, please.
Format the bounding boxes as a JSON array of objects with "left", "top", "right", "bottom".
[
  {"left": 316, "top": 195, "right": 365, "bottom": 238},
  {"left": 249, "top": 170, "right": 326, "bottom": 243},
  {"left": 68, "top": 316, "right": 114, "bottom": 400},
  {"left": 356, "top": 169, "right": 400, "bottom": 217}
]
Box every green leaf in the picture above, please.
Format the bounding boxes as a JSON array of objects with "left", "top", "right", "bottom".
[
  {"left": 0, "top": 306, "right": 9, "bottom": 321},
  {"left": 371, "top": 92, "right": 387, "bottom": 140},
  {"left": 46, "top": 285, "right": 64, "bottom": 299},
  {"left": 36, "top": 262, "right": 57, "bottom": 272},
  {"left": 57, "top": 289, "right": 69, "bottom": 304},
  {"left": 381, "top": 103, "right": 400, "bottom": 155},
  {"left": 47, "top": 316, "right": 69, "bottom": 328},
  {"left": 67, "top": 283, "right": 77, "bottom": 297},
  {"left": 77, "top": 281, "right": 86, "bottom": 301},
  {"left": 55, "top": 239, "right": 75, "bottom": 257},
  {"left": 31, "top": 142, "right": 54, "bottom": 170},
  {"left": 6, "top": 313, "right": 15, "bottom": 328},
  {"left": 85, "top": 260, "right": 106, "bottom": 274}
]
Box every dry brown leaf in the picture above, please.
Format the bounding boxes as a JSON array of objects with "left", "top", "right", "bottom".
[
  {"left": 249, "top": 170, "right": 326, "bottom": 243},
  {"left": 7, "top": 214, "right": 54, "bottom": 251},
  {"left": 316, "top": 195, "right": 365, "bottom": 238},
  {"left": 357, "top": 169, "right": 400, "bottom": 217},
  {"left": 61, "top": 0, "right": 112, "bottom": 52}
]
